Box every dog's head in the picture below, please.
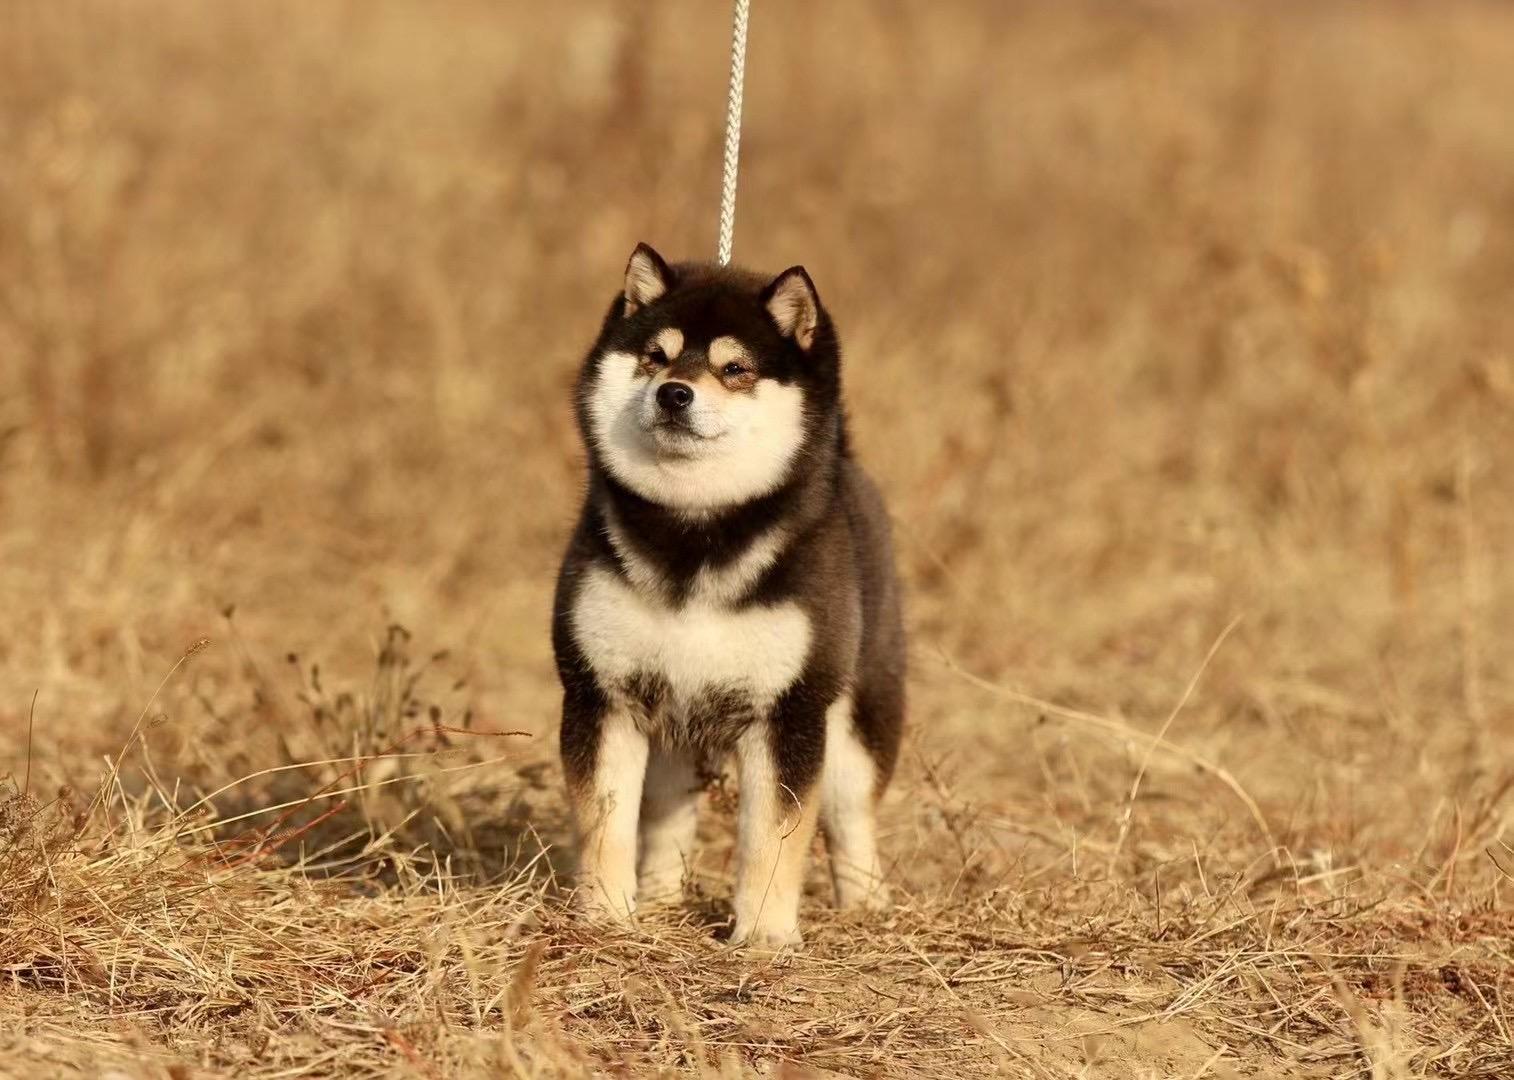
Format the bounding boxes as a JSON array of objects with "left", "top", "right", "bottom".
[{"left": 577, "top": 243, "right": 840, "bottom": 514}]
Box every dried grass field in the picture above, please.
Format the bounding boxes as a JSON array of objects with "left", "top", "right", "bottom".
[{"left": 3, "top": 1, "right": 1514, "bottom": 1076}]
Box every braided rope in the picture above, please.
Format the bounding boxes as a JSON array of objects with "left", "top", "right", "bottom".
[{"left": 716, "top": 0, "right": 750, "bottom": 267}]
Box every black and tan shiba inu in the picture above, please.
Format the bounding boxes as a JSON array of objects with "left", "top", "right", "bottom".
[{"left": 552, "top": 244, "right": 905, "bottom": 947}]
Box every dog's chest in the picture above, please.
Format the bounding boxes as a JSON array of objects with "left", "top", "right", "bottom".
[{"left": 570, "top": 566, "right": 810, "bottom": 737}]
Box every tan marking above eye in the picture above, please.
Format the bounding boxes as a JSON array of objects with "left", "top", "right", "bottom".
[
  {"left": 709, "top": 336, "right": 750, "bottom": 369},
  {"left": 651, "top": 327, "right": 684, "bottom": 360},
  {"left": 709, "top": 336, "right": 758, "bottom": 389}
]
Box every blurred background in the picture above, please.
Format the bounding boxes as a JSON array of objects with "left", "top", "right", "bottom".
[{"left": 2, "top": 0, "right": 1513, "bottom": 896}]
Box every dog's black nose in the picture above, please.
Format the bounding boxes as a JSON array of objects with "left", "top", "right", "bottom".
[{"left": 657, "top": 381, "right": 694, "bottom": 412}]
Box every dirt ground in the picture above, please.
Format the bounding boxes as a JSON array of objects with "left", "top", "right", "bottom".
[{"left": 3, "top": 2, "right": 1514, "bottom": 1076}]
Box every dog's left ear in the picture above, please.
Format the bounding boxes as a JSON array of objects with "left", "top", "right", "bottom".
[{"left": 761, "top": 266, "right": 821, "bottom": 351}]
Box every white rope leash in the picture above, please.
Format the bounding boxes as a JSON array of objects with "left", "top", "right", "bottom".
[{"left": 716, "top": 0, "right": 750, "bottom": 267}]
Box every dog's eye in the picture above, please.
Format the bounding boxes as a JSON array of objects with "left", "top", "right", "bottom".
[
  {"left": 722, "top": 362, "right": 749, "bottom": 378},
  {"left": 645, "top": 345, "right": 668, "bottom": 366}
]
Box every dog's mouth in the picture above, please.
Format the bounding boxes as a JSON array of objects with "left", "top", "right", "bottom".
[{"left": 649, "top": 418, "right": 718, "bottom": 455}]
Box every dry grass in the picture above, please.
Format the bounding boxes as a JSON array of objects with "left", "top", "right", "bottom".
[{"left": 3, "top": 1, "right": 1514, "bottom": 1076}]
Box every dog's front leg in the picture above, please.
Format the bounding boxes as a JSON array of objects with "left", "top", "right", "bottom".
[
  {"left": 730, "top": 693, "right": 824, "bottom": 949},
  {"left": 562, "top": 693, "right": 648, "bottom": 924}
]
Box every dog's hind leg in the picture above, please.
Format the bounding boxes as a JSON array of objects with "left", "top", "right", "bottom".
[
  {"left": 820, "top": 693, "right": 888, "bottom": 909},
  {"left": 637, "top": 745, "right": 701, "bottom": 903}
]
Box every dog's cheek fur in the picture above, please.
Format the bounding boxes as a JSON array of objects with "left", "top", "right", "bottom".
[
  {"left": 583, "top": 351, "right": 644, "bottom": 455},
  {"left": 706, "top": 379, "right": 807, "bottom": 490}
]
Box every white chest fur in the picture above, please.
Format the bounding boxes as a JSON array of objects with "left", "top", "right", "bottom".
[{"left": 570, "top": 566, "right": 812, "bottom": 715}]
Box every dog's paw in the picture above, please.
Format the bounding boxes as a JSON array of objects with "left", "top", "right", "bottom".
[
  {"left": 573, "top": 887, "right": 637, "bottom": 929},
  {"left": 635, "top": 871, "right": 687, "bottom": 907},
  {"left": 836, "top": 881, "right": 892, "bottom": 913},
  {"left": 730, "top": 921, "right": 804, "bottom": 951}
]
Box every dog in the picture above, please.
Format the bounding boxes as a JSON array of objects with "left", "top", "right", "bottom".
[{"left": 552, "top": 243, "right": 905, "bottom": 947}]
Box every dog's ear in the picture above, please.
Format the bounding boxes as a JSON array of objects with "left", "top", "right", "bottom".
[
  {"left": 761, "top": 266, "right": 821, "bottom": 351},
  {"left": 623, "top": 243, "right": 673, "bottom": 316}
]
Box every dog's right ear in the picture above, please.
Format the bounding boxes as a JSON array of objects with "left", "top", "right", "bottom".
[{"left": 622, "top": 243, "right": 673, "bottom": 316}]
